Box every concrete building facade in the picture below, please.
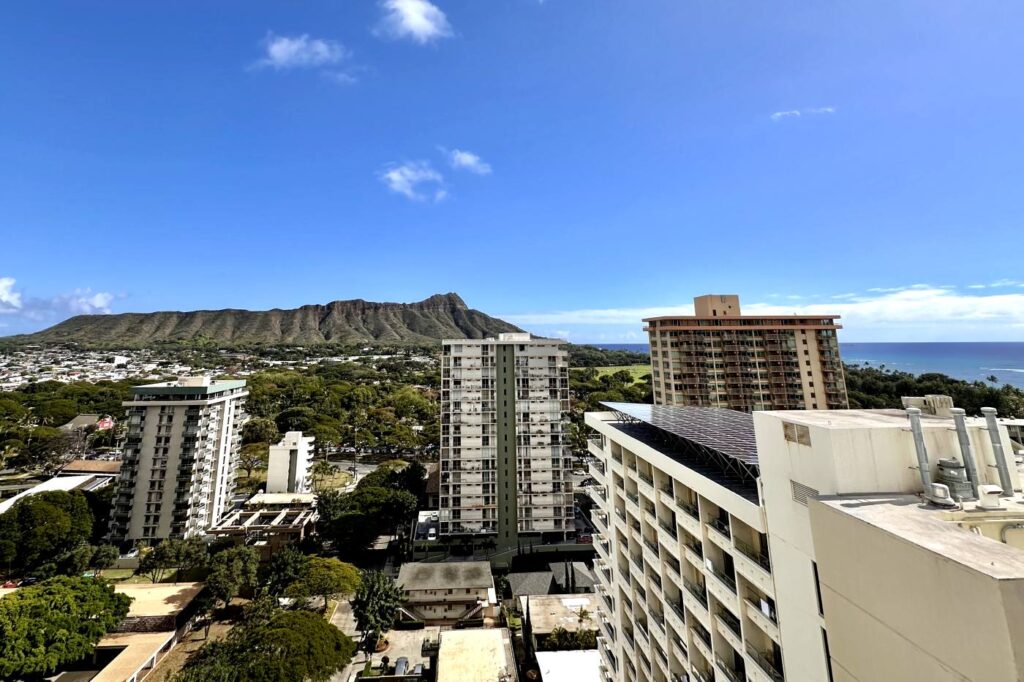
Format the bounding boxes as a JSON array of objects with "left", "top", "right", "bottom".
[
  {"left": 266, "top": 430, "right": 314, "bottom": 494},
  {"left": 585, "top": 401, "right": 1024, "bottom": 682},
  {"left": 108, "top": 377, "right": 248, "bottom": 545},
  {"left": 440, "top": 333, "right": 573, "bottom": 545},
  {"left": 645, "top": 295, "right": 848, "bottom": 411}
]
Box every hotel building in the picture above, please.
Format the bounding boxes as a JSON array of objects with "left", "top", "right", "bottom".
[
  {"left": 645, "top": 295, "right": 847, "bottom": 411},
  {"left": 439, "top": 333, "right": 573, "bottom": 545},
  {"left": 586, "top": 398, "right": 1024, "bottom": 682},
  {"left": 108, "top": 377, "right": 248, "bottom": 545}
]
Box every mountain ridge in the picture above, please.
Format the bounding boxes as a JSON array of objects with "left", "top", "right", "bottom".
[{"left": 5, "top": 293, "right": 525, "bottom": 347}]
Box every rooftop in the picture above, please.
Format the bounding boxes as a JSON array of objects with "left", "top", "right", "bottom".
[
  {"left": 0, "top": 474, "right": 99, "bottom": 515},
  {"left": 536, "top": 650, "right": 601, "bottom": 682},
  {"left": 599, "top": 402, "right": 760, "bottom": 501},
  {"left": 519, "top": 594, "right": 598, "bottom": 634},
  {"left": 507, "top": 571, "right": 554, "bottom": 599},
  {"left": 93, "top": 631, "right": 177, "bottom": 682},
  {"left": 398, "top": 561, "right": 493, "bottom": 592},
  {"left": 814, "top": 495, "right": 1024, "bottom": 579},
  {"left": 116, "top": 582, "right": 205, "bottom": 618},
  {"left": 246, "top": 492, "right": 317, "bottom": 507},
  {"left": 762, "top": 408, "right": 979, "bottom": 430},
  {"left": 60, "top": 458, "right": 122, "bottom": 475},
  {"left": 131, "top": 377, "right": 246, "bottom": 397},
  {"left": 437, "top": 628, "right": 517, "bottom": 682}
]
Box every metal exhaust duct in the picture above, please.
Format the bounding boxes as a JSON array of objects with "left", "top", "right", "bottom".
[
  {"left": 981, "top": 407, "right": 1014, "bottom": 498},
  {"left": 907, "top": 407, "right": 934, "bottom": 491},
  {"left": 950, "top": 408, "right": 981, "bottom": 493}
]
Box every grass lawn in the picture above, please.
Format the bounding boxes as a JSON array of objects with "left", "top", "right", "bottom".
[
  {"left": 318, "top": 469, "right": 354, "bottom": 491},
  {"left": 593, "top": 365, "right": 650, "bottom": 383}
]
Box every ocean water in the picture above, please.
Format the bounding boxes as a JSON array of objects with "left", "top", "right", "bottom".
[{"left": 591, "top": 342, "right": 1024, "bottom": 389}]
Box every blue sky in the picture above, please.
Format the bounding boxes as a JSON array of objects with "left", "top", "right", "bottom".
[{"left": 2, "top": 1, "right": 1024, "bottom": 342}]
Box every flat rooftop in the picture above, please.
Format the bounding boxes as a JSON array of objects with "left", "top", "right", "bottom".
[
  {"left": 437, "top": 628, "right": 517, "bottom": 682},
  {"left": 116, "top": 582, "right": 205, "bottom": 618},
  {"left": 131, "top": 378, "right": 246, "bottom": 396},
  {"left": 814, "top": 495, "right": 1024, "bottom": 579},
  {"left": 246, "top": 492, "right": 316, "bottom": 507},
  {"left": 398, "top": 561, "right": 493, "bottom": 592},
  {"left": 536, "top": 650, "right": 601, "bottom": 682},
  {"left": 518, "top": 594, "right": 597, "bottom": 634},
  {"left": 93, "top": 631, "right": 175, "bottom": 682},
  {"left": 762, "top": 408, "right": 989, "bottom": 430},
  {"left": 0, "top": 474, "right": 98, "bottom": 515}
]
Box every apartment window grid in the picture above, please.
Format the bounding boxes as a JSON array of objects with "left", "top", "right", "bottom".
[{"left": 440, "top": 339, "right": 572, "bottom": 537}]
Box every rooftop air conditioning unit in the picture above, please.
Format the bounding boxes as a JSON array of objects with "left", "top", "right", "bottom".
[{"left": 978, "top": 484, "right": 1004, "bottom": 510}]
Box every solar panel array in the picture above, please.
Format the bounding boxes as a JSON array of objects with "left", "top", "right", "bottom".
[{"left": 600, "top": 402, "right": 759, "bottom": 467}]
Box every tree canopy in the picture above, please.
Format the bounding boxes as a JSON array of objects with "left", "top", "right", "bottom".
[
  {"left": 0, "top": 576, "right": 132, "bottom": 679},
  {"left": 351, "top": 570, "right": 403, "bottom": 651},
  {"left": 0, "top": 490, "right": 94, "bottom": 574},
  {"left": 285, "top": 556, "right": 361, "bottom": 612},
  {"left": 175, "top": 607, "right": 355, "bottom": 682}
]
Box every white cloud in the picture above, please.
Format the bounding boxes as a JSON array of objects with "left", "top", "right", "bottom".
[
  {"left": 965, "top": 278, "right": 1024, "bottom": 290},
  {"left": 0, "top": 277, "right": 22, "bottom": 312},
  {"left": 255, "top": 33, "right": 348, "bottom": 70},
  {"left": 379, "top": 161, "right": 445, "bottom": 201},
  {"left": 448, "top": 148, "right": 492, "bottom": 175},
  {"left": 0, "top": 277, "right": 117, "bottom": 333},
  {"left": 770, "top": 106, "right": 837, "bottom": 122},
  {"left": 377, "top": 0, "right": 453, "bottom": 44},
  {"left": 503, "top": 285, "right": 1024, "bottom": 342}
]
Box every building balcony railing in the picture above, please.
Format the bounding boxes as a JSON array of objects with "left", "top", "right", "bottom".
[
  {"left": 734, "top": 538, "right": 772, "bottom": 573},
  {"left": 659, "top": 520, "right": 678, "bottom": 539},
  {"left": 745, "top": 598, "right": 778, "bottom": 626},
  {"left": 746, "top": 644, "right": 785, "bottom": 681},
  {"left": 709, "top": 566, "right": 737, "bottom": 594},
  {"left": 715, "top": 656, "right": 745, "bottom": 682},
  {"left": 707, "top": 517, "right": 731, "bottom": 539},
  {"left": 676, "top": 499, "right": 700, "bottom": 521},
  {"left": 683, "top": 578, "right": 708, "bottom": 607},
  {"left": 718, "top": 610, "right": 741, "bottom": 639}
]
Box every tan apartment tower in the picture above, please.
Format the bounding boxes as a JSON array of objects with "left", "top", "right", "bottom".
[
  {"left": 645, "top": 294, "right": 847, "bottom": 410},
  {"left": 108, "top": 377, "right": 248, "bottom": 545},
  {"left": 440, "top": 333, "right": 573, "bottom": 547}
]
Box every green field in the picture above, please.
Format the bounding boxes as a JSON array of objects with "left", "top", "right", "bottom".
[{"left": 593, "top": 365, "right": 650, "bottom": 383}]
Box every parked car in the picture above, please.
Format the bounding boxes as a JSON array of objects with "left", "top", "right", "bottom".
[
  {"left": 427, "top": 528, "right": 438, "bottom": 541},
  {"left": 394, "top": 657, "right": 409, "bottom": 675}
]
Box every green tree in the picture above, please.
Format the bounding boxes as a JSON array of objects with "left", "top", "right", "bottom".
[
  {"left": 285, "top": 556, "right": 361, "bottom": 613},
  {"left": 241, "top": 417, "right": 279, "bottom": 445},
  {"left": 262, "top": 547, "right": 309, "bottom": 596},
  {"left": 0, "top": 576, "right": 132, "bottom": 678},
  {"left": 311, "top": 459, "right": 335, "bottom": 491},
  {"left": 175, "top": 609, "right": 354, "bottom": 682},
  {"left": 23, "top": 427, "right": 75, "bottom": 473},
  {"left": 0, "top": 490, "right": 93, "bottom": 573},
  {"left": 90, "top": 544, "right": 120, "bottom": 575},
  {"left": 207, "top": 546, "right": 259, "bottom": 607},
  {"left": 238, "top": 443, "right": 269, "bottom": 479},
  {"left": 351, "top": 570, "right": 403, "bottom": 652}
]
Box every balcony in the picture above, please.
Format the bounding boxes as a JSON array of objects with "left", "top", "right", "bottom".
[
  {"left": 715, "top": 656, "right": 745, "bottom": 682},
  {"left": 734, "top": 538, "right": 771, "bottom": 573},
  {"left": 683, "top": 578, "right": 708, "bottom": 608},
  {"left": 746, "top": 644, "right": 785, "bottom": 681},
  {"left": 626, "top": 491, "right": 640, "bottom": 509},
  {"left": 637, "top": 472, "right": 655, "bottom": 498},
  {"left": 744, "top": 598, "right": 781, "bottom": 644}
]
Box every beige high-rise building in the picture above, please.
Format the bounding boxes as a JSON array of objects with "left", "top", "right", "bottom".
[
  {"left": 108, "top": 377, "right": 248, "bottom": 545},
  {"left": 585, "top": 399, "right": 1024, "bottom": 682},
  {"left": 645, "top": 295, "right": 848, "bottom": 411},
  {"left": 440, "top": 333, "right": 573, "bottom": 546}
]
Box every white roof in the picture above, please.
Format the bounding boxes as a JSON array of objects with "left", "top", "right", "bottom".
[
  {"left": 0, "top": 475, "right": 95, "bottom": 515},
  {"left": 536, "top": 650, "right": 601, "bottom": 682}
]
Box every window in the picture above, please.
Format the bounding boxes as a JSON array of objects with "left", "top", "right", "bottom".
[
  {"left": 783, "top": 422, "right": 812, "bottom": 446},
  {"left": 812, "top": 560, "right": 825, "bottom": 616},
  {"left": 822, "top": 628, "right": 835, "bottom": 682}
]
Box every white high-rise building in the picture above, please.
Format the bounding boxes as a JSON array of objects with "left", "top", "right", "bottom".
[
  {"left": 440, "top": 333, "right": 573, "bottom": 546},
  {"left": 586, "top": 400, "right": 1024, "bottom": 682},
  {"left": 266, "top": 431, "right": 315, "bottom": 494},
  {"left": 108, "top": 377, "right": 248, "bottom": 544}
]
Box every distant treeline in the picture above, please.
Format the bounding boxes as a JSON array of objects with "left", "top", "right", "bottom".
[
  {"left": 843, "top": 365, "right": 1024, "bottom": 417},
  {"left": 568, "top": 345, "right": 650, "bottom": 367}
]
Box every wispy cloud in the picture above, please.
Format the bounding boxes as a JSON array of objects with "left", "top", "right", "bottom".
[
  {"left": 447, "top": 148, "right": 492, "bottom": 175},
  {"left": 254, "top": 33, "right": 348, "bottom": 70},
  {"left": 379, "top": 161, "right": 446, "bottom": 201},
  {"left": 0, "top": 277, "right": 118, "bottom": 333},
  {"left": 376, "top": 0, "right": 453, "bottom": 44},
  {"left": 965, "top": 278, "right": 1024, "bottom": 290},
  {"left": 770, "top": 106, "right": 837, "bottom": 122},
  {"left": 503, "top": 285, "right": 1024, "bottom": 342}
]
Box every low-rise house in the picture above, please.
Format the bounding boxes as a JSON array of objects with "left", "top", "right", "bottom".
[
  {"left": 519, "top": 594, "right": 599, "bottom": 652},
  {"left": 548, "top": 561, "right": 595, "bottom": 594},
  {"left": 397, "top": 561, "right": 498, "bottom": 625}
]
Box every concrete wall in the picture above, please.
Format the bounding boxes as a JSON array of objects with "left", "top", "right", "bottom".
[{"left": 808, "top": 498, "right": 1024, "bottom": 681}]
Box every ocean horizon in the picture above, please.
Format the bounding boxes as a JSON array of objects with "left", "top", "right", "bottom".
[{"left": 590, "top": 341, "right": 1024, "bottom": 390}]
